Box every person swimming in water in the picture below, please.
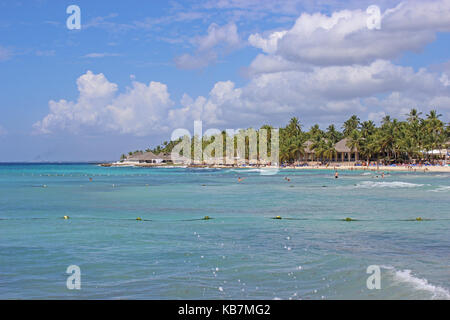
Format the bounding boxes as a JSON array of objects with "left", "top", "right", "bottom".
[{"left": 335, "top": 171, "right": 339, "bottom": 179}]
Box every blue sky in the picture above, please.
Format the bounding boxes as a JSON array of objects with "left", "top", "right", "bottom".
[{"left": 0, "top": 0, "right": 449, "bottom": 161}]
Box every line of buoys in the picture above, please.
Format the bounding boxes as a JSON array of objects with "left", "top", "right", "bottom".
[{"left": 0, "top": 216, "right": 441, "bottom": 223}]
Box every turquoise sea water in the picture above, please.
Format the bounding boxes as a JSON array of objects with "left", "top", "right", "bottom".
[{"left": 0, "top": 164, "right": 449, "bottom": 299}]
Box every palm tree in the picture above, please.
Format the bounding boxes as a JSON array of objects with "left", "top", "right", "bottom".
[
  {"left": 322, "top": 140, "right": 337, "bottom": 162},
  {"left": 347, "top": 129, "right": 362, "bottom": 161},
  {"left": 132, "top": 109, "right": 448, "bottom": 166},
  {"left": 326, "top": 124, "right": 342, "bottom": 143},
  {"left": 360, "top": 121, "right": 376, "bottom": 138},
  {"left": 406, "top": 108, "right": 422, "bottom": 123},
  {"left": 343, "top": 115, "right": 360, "bottom": 137},
  {"left": 424, "top": 110, "right": 445, "bottom": 158},
  {"left": 287, "top": 117, "right": 302, "bottom": 135},
  {"left": 308, "top": 124, "right": 324, "bottom": 139},
  {"left": 381, "top": 115, "right": 391, "bottom": 126}
]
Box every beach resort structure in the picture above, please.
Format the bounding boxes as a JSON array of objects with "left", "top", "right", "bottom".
[
  {"left": 123, "top": 151, "right": 173, "bottom": 164},
  {"left": 300, "top": 138, "right": 358, "bottom": 163}
]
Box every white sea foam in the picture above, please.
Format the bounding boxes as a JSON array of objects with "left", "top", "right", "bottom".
[
  {"left": 361, "top": 172, "right": 372, "bottom": 176},
  {"left": 227, "top": 168, "right": 280, "bottom": 175},
  {"left": 430, "top": 186, "right": 450, "bottom": 192},
  {"left": 228, "top": 169, "right": 262, "bottom": 173},
  {"left": 259, "top": 168, "right": 279, "bottom": 175},
  {"left": 392, "top": 269, "right": 450, "bottom": 300},
  {"left": 355, "top": 181, "right": 425, "bottom": 189}
]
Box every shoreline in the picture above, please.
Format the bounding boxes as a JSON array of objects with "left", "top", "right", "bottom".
[{"left": 100, "top": 162, "right": 450, "bottom": 173}]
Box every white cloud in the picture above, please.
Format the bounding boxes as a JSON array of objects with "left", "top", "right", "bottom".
[
  {"left": 175, "top": 23, "right": 241, "bottom": 69},
  {"left": 33, "top": 71, "right": 174, "bottom": 136},
  {"left": 248, "top": 0, "right": 450, "bottom": 68},
  {"left": 248, "top": 31, "right": 287, "bottom": 54},
  {"left": 170, "top": 59, "right": 450, "bottom": 129},
  {"left": 35, "top": 57, "right": 450, "bottom": 137},
  {"left": 440, "top": 73, "right": 450, "bottom": 87},
  {"left": 32, "top": 2, "right": 450, "bottom": 137}
]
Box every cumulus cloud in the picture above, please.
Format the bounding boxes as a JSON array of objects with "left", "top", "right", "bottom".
[
  {"left": 33, "top": 71, "right": 174, "bottom": 136},
  {"left": 34, "top": 59, "right": 450, "bottom": 137},
  {"left": 441, "top": 73, "right": 450, "bottom": 87},
  {"left": 175, "top": 22, "right": 241, "bottom": 69},
  {"left": 32, "top": 1, "right": 450, "bottom": 138},
  {"left": 169, "top": 59, "right": 450, "bottom": 129},
  {"left": 248, "top": 0, "right": 450, "bottom": 68}
]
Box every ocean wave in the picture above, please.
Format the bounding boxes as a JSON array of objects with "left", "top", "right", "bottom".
[
  {"left": 226, "top": 168, "right": 280, "bottom": 175},
  {"left": 430, "top": 186, "right": 450, "bottom": 192},
  {"left": 355, "top": 181, "right": 425, "bottom": 189},
  {"left": 231, "top": 169, "right": 261, "bottom": 173},
  {"left": 392, "top": 269, "right": 450, "bottom": 300}
]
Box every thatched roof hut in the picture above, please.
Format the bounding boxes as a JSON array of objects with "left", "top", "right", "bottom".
[
  {"left": 126, "top": 152, "right": 172, "bottom": 163},
  {"left": 303, "top": 140, "right": 314, "bottom": 154},
  {"left": 334, "top": 138, "right": 354, "bottom": 153}
]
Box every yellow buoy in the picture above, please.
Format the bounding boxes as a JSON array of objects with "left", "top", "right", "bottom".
[
  {"left": 344, "top": 217, "right": 353, "bottom": 222},
  {"left": 203, "top": 216, "right": 210, "bottom": 220},
  {"left": 63, "top": 216, "right": 70, "bottom": 220},
  {"left": 416, "top": 217, "right": 423, "bottom": 221},
  {"left": 274, "top": 216, "right": 282, "bottom": 220},
  {"left": 136, "top": 217, "right": 142, "bottom": 221}
]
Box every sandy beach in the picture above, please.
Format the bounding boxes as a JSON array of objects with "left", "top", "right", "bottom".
[
  {"left": 287, "top": 164, "right": 450, "bottom": 173},
  {"left": 102, "top": 162, "right": 450, "bottom": 173}
]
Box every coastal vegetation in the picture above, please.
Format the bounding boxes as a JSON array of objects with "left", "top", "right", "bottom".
[{"left": 123, "top": 109, "right": 449, "bottom": 164}]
